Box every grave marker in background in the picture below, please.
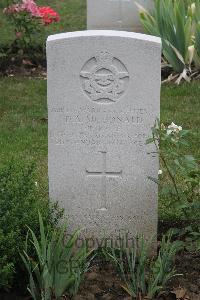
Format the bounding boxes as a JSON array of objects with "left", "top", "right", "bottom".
[
  {"left": 87, "top": 0, "right": 154, "bottom": 32},
  {"left": 47, "top": 30, "right": 161, "bottom": 245}
]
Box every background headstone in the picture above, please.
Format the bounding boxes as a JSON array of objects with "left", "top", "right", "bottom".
[
  {"left": 87, "top": 0, "right": 154, "bottom": 32},
  {"left": 47, "top": 30, "right": 161, "bottom": 246}
]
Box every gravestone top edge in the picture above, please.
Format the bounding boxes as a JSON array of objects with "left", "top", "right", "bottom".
[{"left": 47, "top": 30, "right": 161, "bottom": 45}]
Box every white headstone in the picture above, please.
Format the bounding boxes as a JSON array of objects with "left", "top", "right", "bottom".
[
  {"left": 87, "top": 0, "right": 154, "bottom": 32},
  {"left": 47, "top": 31, "right": 161, "bottom": 247}
]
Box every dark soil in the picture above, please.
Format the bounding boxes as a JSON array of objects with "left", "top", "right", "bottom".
[
  {"left": 1, "top": 250, "right": 199, "bottom": 300},
  {"left": 0, "top": 291, "right": 29, "bottom": 300},
  {"left": 71, "top": 262, "right": 128, "bottom": 300},
  {"left": 0, "top": 59, "right": 47, "bottom": 79},
  {"left": 70, "top": 251, "right": 200, "bottom": 300},
  {"left": 173, "top": 251, "right": 200, "bottom": 299},
  {"left": 0, "top": 46, "right": 46, "bottom": 78}
]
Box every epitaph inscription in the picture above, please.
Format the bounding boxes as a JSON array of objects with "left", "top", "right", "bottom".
[{"left": 80, "top": 51, "right": 129, "bottom": 103}]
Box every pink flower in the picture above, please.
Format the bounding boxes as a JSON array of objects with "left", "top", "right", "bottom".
[
  {"left": 3, "top": 0, "right": 40, "bottom": 17},
  {"left": 21, "top": 0, "right": 40, "bottom": 17},
  {"left": 15, "top": 31, "right": 22, "bottom": 39},
  {"left": 15, "top": 31, "right": 22, "bottom": 38},
  {"left": 3, "top": 0, "right": 60, "bottom": 26}
]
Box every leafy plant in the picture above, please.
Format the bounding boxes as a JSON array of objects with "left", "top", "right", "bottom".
[
  {"left": 103, "top": 232, "right": 181, "bottom": 299},
  {"left": 0, "top": 234, "right": 14, "bottom": 290},
  {"left": 0, "top": 162, "right": 63, "bottom": 290},
  {"left": 21, "top": 212, "right": 91, "bottom": 300},
  {"left": 3, "top": 0, "right": 60, "bottom": 55},
  {"left": 195, "top": 23, "right": 200, "bottom": 66},
  {"left": 173, "top": 225, "right": 200, "bottom": 252},
  {"left": 188, "top": 227, "right": 200, "bottom": 251},
  {"left": 147, "top": 119, "right": 199, "bottom": 219},
  {"left": 137, "top": 0, "right": 200, "bottom": 82}
]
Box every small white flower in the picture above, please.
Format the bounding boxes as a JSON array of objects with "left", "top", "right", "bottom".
[
  {"left": 170, "top": 122, "right": 176, "bottom": 128},
  {"left": 158, "top": 170, "right": 163, "bottom": 175},
  {"left": 35, "top": 181, "right": 38, "bottom": 187},
  {"left": 167, "top": 122, "right": 182, "bottom": 135},
  {"left": 167, "top": 129, "right": 173, "bottom": 135}
]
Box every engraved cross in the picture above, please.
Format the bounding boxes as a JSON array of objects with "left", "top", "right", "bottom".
[{"left": 86, "top": 151, "right": 122, "bottom": 211}]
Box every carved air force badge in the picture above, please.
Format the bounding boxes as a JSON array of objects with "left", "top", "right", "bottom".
[{"left": 80, "top": 51, "right": 129, "bottom": 104}]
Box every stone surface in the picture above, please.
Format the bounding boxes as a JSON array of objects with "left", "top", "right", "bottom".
[
  {"left": 47, "top": 30, "right": 161, "bottom": 246},
  {"left": 87, "top": 0, "right": 154, "bottom": 32}
]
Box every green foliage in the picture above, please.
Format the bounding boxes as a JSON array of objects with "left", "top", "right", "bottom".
[
  {"left": 2, "top": 1, "right": 42, "bottom": 54},
  {"left": 1, "top": 1, "right": 59, "bottom": 64},
  {"left": 147, "top": 119, "right": 200, "bottom": 219},
  {"left": 0, "top": 0, "right": 14, "bottom": 8},
  {"left": 173, "top": 225, "right": 200, "bottom": 252},
  {"left": 138, "top": 0, "right": 200, "bottom": 76},
  {"left": 0, "top": 162, "right": 63, "bottom": 290},
  {"left": 103, "top": 233, "right": 181, "bottom": 299},
  {"left": 7, "top": 12, "right": 42, "bottom": 52},
  {"left": 187, "top": 227, "right": 200, "bottom": 251},
  {"left": 0, "top": 0, "right": 86, "bottom": 62},
  {"left": 21, "top": 212, "right": 91, "bottom": 299},
  {"left": 0, "top": 228, "right": 14, "bottom": 290},
  {"left": 195, "top": 23, "right": 200, "bottom": 64}
]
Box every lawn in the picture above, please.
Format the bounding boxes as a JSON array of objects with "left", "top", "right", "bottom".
[{"left": 0, "top": 77, "right": 199, "bottom": 220}]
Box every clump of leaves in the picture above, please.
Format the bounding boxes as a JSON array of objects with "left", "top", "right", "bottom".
[
  {"left": 0, "top": 162, "right": 63, "bottom": 290},
  {"left": 173, "top": 225, "right": 200, "bottom": 252},
  {"left": 147, "top": 119, "right": 199, "bottom": 219},
  {"left": 21, "top": 212, "right": 92, "bottom": 300},
  {"left": 103, "top": 232, "right": 181, "bottom": 299},
  {"left": 137, "top": 0, "right": 200, "bottom": 82}
]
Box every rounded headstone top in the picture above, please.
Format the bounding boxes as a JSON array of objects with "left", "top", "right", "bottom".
[{"left": 47, "top": 30, "right": 161, "bottom": 46}]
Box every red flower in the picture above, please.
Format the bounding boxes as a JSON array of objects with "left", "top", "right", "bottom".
[{"left": 38, "top": 6, "right": 60, "bottom": 25}]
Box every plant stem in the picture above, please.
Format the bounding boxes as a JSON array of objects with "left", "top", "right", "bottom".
[
  {"left": 153, "top": 138, "right": 181, "bottom": 204},
  {"left": 160, "top": 152, "right": 181, "bottom": 203}
]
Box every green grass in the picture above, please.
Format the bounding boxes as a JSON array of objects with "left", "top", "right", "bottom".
[
  {"left": 0, "top": 78, "right": 199, "bottom": 220},
  {"left": 0, "top": 78, "right": 48, "bottom": 192},
  {"left": 161, "top": 82, "right": 200, "bottom": 158}
]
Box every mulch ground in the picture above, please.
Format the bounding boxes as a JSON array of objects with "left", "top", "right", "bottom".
[
  {"left": 0, "top": 57, "right": 47, "bottom": 79},
  {"left": 1, "top": 250, "right": 199, "bottom": 300},
  {"left": 70, "top": 251, "right": 200, "bottom": 300}
]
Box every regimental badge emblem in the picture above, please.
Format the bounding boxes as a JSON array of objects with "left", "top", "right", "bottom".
[{"left": 80, "top": 51, "right": 129, "bottom": 104}]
